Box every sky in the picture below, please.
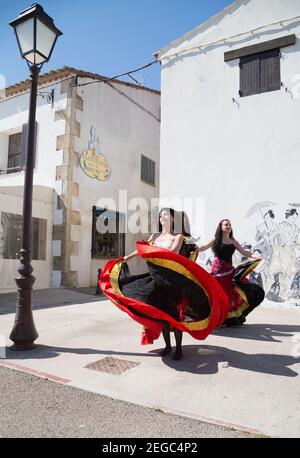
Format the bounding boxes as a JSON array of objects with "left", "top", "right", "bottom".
[{"left": 0, "top": 0, "right": 233, "bottom": 91}]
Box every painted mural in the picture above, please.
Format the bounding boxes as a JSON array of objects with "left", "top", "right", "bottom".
[
  {"left": 79, "top": 126, "right": 111, "bottom": 181},
  {"left": 197, "top": 202, "right": 300, "bottom": 305},
  {"left": 244, "top": 202, "right": 300, "bottom": 304}
]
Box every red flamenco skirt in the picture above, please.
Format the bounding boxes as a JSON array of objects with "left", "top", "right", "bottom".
[
  {"left": 211, "top": 257, "right": 265, "bottom": 321},
  {"left": 99, "top": 241, "right": 229, "bottom": 344}
]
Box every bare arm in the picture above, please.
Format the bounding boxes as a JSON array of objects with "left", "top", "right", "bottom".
[
  {"left": 124, "top": 234, "right": 154, "bottom": 261},
  {"left": 233, "top": 240, "right": 261, "bottom": 260},
  {"left": 196, "top": 239, "right": 214, "bottom": 253},
  {"left": 170, "top": 234, "right": 184, "bottom": 254}
]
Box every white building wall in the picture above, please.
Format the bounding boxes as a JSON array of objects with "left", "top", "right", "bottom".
[
  {"left": 159, "top": 0, "right": 300, "bottom": 301},
  {"left": 0, "top": 82, "right": 67, "bottom": 292},
  {"left": 0, "top": 187, "right": 53, "bottom": 292},
  {"left": 73, "top": 79, "right": 160, "bottom": 286}
]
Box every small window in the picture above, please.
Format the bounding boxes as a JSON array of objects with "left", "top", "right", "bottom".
[
  {"left": 0, "top": 212, "right": 47, "bottom": 260},
  {"left": 5, "top": 122, "right": 37, "bottom": 175},
  {"left": 91, "top": 207, "right": 125, "bottom": 258},
  {"left": 240, "top": 49, "right": 281, "bottom": 97},
  {"left": 7, "top": 133, "right": 22, "bottom": 173},
  {"left": 141, "top": 154, "right": 155, "bottom": 185}
]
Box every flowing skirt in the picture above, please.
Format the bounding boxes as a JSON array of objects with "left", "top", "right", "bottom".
[
  {"left": 99, "top": 241, "right": 229, "bottom": 344},
  {"left": 211, "top": 257, "right": 265, "bottom": 325}
]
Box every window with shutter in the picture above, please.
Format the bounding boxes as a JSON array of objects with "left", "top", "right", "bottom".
[
  {"left": 6, "top": 122, "right": 37, "bottom": 174},
  {"left": 91, "top": 207, "right": 125, "bottom": 259},
  {"left": 240, "top": 49, "right": 281, "bottom": 97},
  {"left": 1, "top": 212, "right": 47, "bottom": 260},
  {"left": 141, "top": 154, "right": 155, "bottom": 185},
  {"left": 7, "top": 133, "right": 22, "bottom": 173}
]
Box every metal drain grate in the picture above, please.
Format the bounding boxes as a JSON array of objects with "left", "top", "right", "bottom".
[{"left": 85, "top": 356, "right": 140, "bottom": 375}]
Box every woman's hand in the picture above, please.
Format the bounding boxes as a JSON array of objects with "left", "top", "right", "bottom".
[{"left": 251, "top": 254, "right": 262, "bottom": 260}]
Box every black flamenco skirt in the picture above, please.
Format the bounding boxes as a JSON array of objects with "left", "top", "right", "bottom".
[
  {"left": 99, "top": 241, "right": 229, "bottom": 344},
  {"left": 232, "top": 260, "right": 265, "bottom": 319},
  {"left": 211, "top": 257, "right": 265, "bottom": 326}
]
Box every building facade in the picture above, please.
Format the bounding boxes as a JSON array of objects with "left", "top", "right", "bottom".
[
  {"left": 156, "top": 0, "right": 300, "bottom": 304},
  {"left": 0, "top": 67, "right": 160, "bottom": 292}
]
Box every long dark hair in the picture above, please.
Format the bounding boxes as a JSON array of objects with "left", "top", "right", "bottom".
[
  {"left": 212, "top": 219, "right": 234, "bottom": 255},
  {"left": 158, "top": 208, "right": 191, "bottom": 236}
]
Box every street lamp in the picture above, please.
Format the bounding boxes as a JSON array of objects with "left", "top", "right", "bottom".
[{"left": 9, "top": 4, "right": 62, "bottom": 350}]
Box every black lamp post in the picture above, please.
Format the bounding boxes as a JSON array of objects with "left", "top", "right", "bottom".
[{"left": 9, "top": 4, "right": 62, "bottom": 350}]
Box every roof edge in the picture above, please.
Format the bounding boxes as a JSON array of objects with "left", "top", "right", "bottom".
[{"left": 3, "top": 66, "right": 160, "bottom": 98}]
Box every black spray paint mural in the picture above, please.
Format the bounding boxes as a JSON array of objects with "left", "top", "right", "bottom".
[
  {"left": 198, "top": 201, "right": 300, "bottom": 304},
  {"left": 244, "top": 202, "right": 300, "bottom": 303}
]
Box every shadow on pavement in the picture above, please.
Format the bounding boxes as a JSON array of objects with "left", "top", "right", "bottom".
[
  {"left": 159, "top": 344, "right": 300, "bottom": 377},
  {"left": 0, "top": 290, "right": 106, "bottom": 316},
  {"left": 2, "top": 343, "right": 299, "bottom": 377},
  {"left": 212, "top": 323, "right": 300, "bottom": 342}
]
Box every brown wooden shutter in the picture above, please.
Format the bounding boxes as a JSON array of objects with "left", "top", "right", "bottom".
[
  {"left": 260, "top": 49, "right": 281, "bottom": 93},
  {"left": 7, "top": 133, "right": 22, "bottom": 170},
  {"left": 141, "top": 154, "right": 155, "bottom": 185},
  {"left": 20, "top": 122, "right": 38, "bottom": 169},
  {"left": 239, "top": 54, "right": 260, "bottom": 97}
]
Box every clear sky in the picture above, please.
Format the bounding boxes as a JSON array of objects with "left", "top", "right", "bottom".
[{"left": 0, "top": 0, "right": 233, "bottom": 90}]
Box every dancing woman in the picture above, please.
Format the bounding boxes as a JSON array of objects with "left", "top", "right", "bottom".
[
  {"left": 197, "top": 219, "right": 265, "bottom": 326},
  {"left": 99, "top": 209, "right": 228, "bottom": 359}
]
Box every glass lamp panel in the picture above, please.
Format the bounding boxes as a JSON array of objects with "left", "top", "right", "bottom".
[
  {"left": 36, "top": 18, "right": 57, "bottom": 60},
  {"left": 15, "top": 18, "right": 34, "bottom": 55},
  {"left": 25, "top": 51, "right": 46, "bottom": 64}
]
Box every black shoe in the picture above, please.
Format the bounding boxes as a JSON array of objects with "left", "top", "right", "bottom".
[
  {"left": 238, "top": 315, "right": 246, "bottom": 325},
  {"left": 159, "top": 346, "right": 172, "bottom": 356},
  {"left": 224, "top": 317, "right": 242, "bottom": 327},
  {"left": 172, "top": 349, "right": 183, "bottom": 360}
]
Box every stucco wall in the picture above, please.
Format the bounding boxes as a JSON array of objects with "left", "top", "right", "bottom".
[
  {"left": 159, "top": 0, "right": 300, "bottom": 302},
  {"left": 0, "top": 81, "right": 67, "bottom": 292},
  {"left": 73, "top": 79, "right": 161, "bottom": 286}
]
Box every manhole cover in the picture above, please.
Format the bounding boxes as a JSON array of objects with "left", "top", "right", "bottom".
[{"left": 85, "top": 356, "right": 140, "bottom": 375}]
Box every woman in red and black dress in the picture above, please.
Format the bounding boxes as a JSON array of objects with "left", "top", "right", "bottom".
[
  {"left": 99, "top": 209, "right": 228, "bottom": 360},
  {"left": 197, "top": 219, "right": 265, "bottom": 326}
]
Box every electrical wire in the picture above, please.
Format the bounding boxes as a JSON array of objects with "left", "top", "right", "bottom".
[
  {"left": 76, "top": 60, "right": 159, "bottom": 87},
  {"left": 158, "top": 15, "right": 300, "bottom": 62}
]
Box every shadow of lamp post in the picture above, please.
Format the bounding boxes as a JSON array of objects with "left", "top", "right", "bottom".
[{"left": 9, "top": 4, "right": 62, "bottom": 350}]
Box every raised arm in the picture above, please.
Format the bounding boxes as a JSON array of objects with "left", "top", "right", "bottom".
[
  {"left": 170, "top": 234, "right": 184, "bottom": 254},
  {"left": 196, "top": 239, "right": 214, "bottom": 253},
  {"left": 124, "top": 234, "right": 154, "bottom": 261},
  {"left": 233, "top": 240, "right": 261, "bottom": 260}
]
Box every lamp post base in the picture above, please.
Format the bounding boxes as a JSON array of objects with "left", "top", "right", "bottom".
[
  {"left": 10, "top": 341, "right": 37, "bottom": 351},
  {"left": 9, "top": 249, "right": 38, "bottom": 350}
]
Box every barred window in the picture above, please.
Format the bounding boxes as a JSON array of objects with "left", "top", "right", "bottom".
[
  {"left": 0, "top": 212, "right": 47, "bottom": 260},
  {"left": 141, "top": 154, "right": 155, "bottom": 185},
  {"left": 91, "top": 207, "right": 125, "bottom": 258}
]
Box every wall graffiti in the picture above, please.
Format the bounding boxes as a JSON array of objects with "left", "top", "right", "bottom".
[
  {"left": 243, "top": 202, "right": 300, "bottom": 304},
  {"left": 197, "top": 201, "right": 300, "bottom": 305}
]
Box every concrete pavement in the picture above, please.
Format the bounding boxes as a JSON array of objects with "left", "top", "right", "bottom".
[{"left": 0, "top": 289, "right": 299, "bottom": 438}]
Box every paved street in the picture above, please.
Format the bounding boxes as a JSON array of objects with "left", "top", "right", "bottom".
[
  {"left": 0, "top": 366, "right": 253, "bottom": 438},
  {"left": 0, "top": 289, "right": 299, "bottom": 438}
]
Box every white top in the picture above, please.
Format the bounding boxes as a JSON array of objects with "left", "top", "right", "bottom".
[{"left": 154, "top": 239, "right": 173, "bottom": 249}]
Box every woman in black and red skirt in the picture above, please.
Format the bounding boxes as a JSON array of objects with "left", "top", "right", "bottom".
[
  {"left": 197, "top": 219, "right": 265, "bottom": 326},
  {"left": 99, "top": 208, "right": 228, "bottom": 360}
]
